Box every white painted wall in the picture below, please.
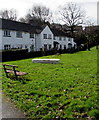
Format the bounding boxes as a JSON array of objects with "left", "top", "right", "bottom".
[
  {"left": 1, "top": 29, "right": 35, "bottom": 52},
  {"left": 36, "top": 26, "right": 54, "bottom": 51},
  {"left": 41, "top": 26, "right": 54, "bottom": 50},
  {"left": 0, "top": 30, "right": 2, "bottom": 50},
  {"left": 35, "top": 34, "right": 42, "bottom": 51},
  {"left": 54, "top": 36, "right": 76, "bottom": 50}
]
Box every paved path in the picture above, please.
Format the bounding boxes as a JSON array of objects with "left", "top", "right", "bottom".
[{"left": 0, "top": 91, "right": 26, "bottom": 119}]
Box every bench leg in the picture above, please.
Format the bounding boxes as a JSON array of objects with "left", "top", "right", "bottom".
[
  {"left": 15, "top": 75, "right": 18, "bottom": 80},
  {"left": 5, "top": 72, "right": 9, "bottom": 78},
  {"left": 3, "top": 66, "right": 9, "bottom": 78},
  {"left": 13, "top": 67, "right": 18, "bottom": 80}
]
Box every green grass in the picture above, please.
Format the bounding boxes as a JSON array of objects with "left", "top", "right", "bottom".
[{"left": 2, "top": 47, "right": 99, "bottom": 119}]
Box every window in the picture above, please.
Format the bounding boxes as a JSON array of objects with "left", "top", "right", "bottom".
[
  {"left": 20, "top": 45, "right": 22, "bottom": 49},
  {"left": 44, "top": 44, "right": 47, "bottom": 50},
  {"left": 30, "top": 45, "right": 34, "bottom": 51},
  {"left": 3, "top": 30, "right": 11, "bottom": 37},
  {"left": 16, "top": 31, "right": 22, "bottom": 38},
  {"left": 60, "top": 45, "right": 62, "bottom": 49},
  {"left": 53, "top": 36, "right": 56, "bottom": 40},
  {"left": 25, "top": 45, "right": 28, "bottom": 49},
  {"left": 43, "top": 34, "right": 47, "bottom": 39},
  {"left": 17, "top": 45, "right": 23, "bottom": 49},
  {"left": 30, "top": 33, "right": 34, "bottom": 38},
  {"left": 68, "top": 38, "right": 71, "bottom": 41},
  {"left": 64, "top": 45, "right": 66, "bottom": 50},
  {"left": 49, "top": 44, "right": 51, "bottom": 49},
  {"left": 48, "top": 34, "right": 52, "bottom": 39},
  {"left": 64, "top": 37, "right": 66, "bottom": 41},
  {"left": 59, "top": 37, "right": 62, "bottom": 40},
  {"left": 68, "top": 43, "right": 72, "bottom": 48},
  {"left": 4, "top": 45, "right": 11, "bottom": 50}
]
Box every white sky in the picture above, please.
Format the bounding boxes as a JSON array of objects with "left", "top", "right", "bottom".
[{"left": 0, "top": 0, "right": 98, "bottom": 24}]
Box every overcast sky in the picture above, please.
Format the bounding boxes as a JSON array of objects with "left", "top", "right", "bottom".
[{"left": 0, "top": 0, "right": 98, "bottom": 24}]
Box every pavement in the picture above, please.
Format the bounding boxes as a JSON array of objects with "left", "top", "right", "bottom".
[{"left": 0, "top": 90, "right": 26, "bottom": 119}]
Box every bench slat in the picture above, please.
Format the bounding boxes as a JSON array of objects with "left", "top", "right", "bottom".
[
  {"left": 3, "top": 68, "right": 19, "bottom": 71},
  {"left": 2, "top": 64, "right": 18, "bottom": 67},
  {"left": 6, "top": 70, "right": 14, "bottom": 74},
  {"left": 6, "top": 70, "right": 27, "bottom": 76},
  {"left": 16, "top": 72, "right": 28, "bottom": 76}
]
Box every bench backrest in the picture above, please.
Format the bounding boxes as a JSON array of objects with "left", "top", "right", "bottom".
[
  {"left": 2, "top": 64, "right": 19, "bottom": 79},
  {"left": 2, "top": 64, "right": 18, "bottom": 68},
  {"left": 2, "top": 64, "right": 27, "bottom": 80},
  {"left": 3, "top": 63, "right": 18, "bottom": 73}
]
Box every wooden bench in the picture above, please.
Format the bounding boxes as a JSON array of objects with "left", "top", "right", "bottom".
[{"left": 2, "top": 64, "right": 28, "bottom": 80}]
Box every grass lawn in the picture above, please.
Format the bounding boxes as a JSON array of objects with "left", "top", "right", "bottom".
[{"left": 2, "top": 47, "right": 99, "bottom": 119}]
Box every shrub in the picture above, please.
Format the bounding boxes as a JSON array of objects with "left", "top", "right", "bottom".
[
  {"left": 28, "top": 51, "right": 43, "bottom": 58},
  {"left": 2, "top": 49, "right": 28, "bottom": 62}
]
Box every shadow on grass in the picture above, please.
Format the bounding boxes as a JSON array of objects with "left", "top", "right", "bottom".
[{"left": 8, "top": 75, "right": 31, "bottom": 84}]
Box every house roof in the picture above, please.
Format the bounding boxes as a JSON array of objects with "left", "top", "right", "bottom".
[
  {"left": 0, "top": 18, "right": 46, "bottom": 33},
  {"left": 62, "top": 25, "right": 83, "bottom": 31},
  {"left": 0, "top": 18, "right": 74, "bottom": 37},
  {"left": 35, "top": 24, "right": 46, "bottom": 34},
  {"left": 85, "top": 26, "right": 99, "bottom": 32},
  {"left": 50, "top": 27, "right": 72, "bottom": 37},
  {"left": 50, "top": 28, "right": 66, "bottom": 36}
]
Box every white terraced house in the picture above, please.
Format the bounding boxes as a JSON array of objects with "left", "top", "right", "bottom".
[
  {"left": 50, "top": 28, "right": 76, "bottom": 50},
  {"left": 0, "top": 18, "right": 76, "bottom": 52}
]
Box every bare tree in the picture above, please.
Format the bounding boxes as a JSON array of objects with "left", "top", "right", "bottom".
[
  {"left": 0, "top": 9, "right": 17, "bottom": 21},
  {"left": 59, "top": 2, "right": 85, "bottom": 35},
  {"left": 18, "top": 17, "right": 26, "bottom": 23},
  {"left": 21, "top": 4, "right": 53, "bottom": 24},
  {"left": 19, "top": 13, "right": 32, "bottom": 23},
  {"left": 31, "top": 5, "right": 53, "bottom": 22}
]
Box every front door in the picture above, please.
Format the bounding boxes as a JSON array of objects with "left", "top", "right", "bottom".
[{"left": 30, "top": 45, "right": 34, "bottom": 51}]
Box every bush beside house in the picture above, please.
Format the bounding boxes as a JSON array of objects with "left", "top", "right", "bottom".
[{"left": 1, "top": 45, "right": 88, "bottom": 62}]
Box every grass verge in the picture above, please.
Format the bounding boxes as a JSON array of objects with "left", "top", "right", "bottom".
[{"left": 2, "top": 47, "right": 99, "bottom": 119}]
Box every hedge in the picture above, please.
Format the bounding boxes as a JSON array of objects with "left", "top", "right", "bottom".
[
  {"left": 1, "top": 49, "right": 28, "bottom": 62},
  {"left": 1, "top": 45, "right": 89, "bottom": 62}
]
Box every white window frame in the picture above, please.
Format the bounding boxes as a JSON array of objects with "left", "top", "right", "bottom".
[
  {"left": 43, "top": 34, "right": 47, "bottom": 39},
  {"left": 64, "top": 37, "right": 66, "bottom": 41},
  {"left": 3, "top": 30, "right": 11, "bottom": 37},
  {"left": 68, "top": 43, "right": 72, "bottom": 48},
  {"left": 44, "top": 44, "right": 47, "bottom": 50},
  {"left": 68, "top": 38, "right": 71, "bottom": 41},
  {"left": 59, "top": 37, "right": 62, "bottom": 40},
  {"left": 49, "top": 44, "right": 52, "bottom": 49},
  {"left": 64, "top": 45, "right": 66, "bottom": 49},
  {"left": 4, "top": 45, "right": 11, "bottom": 50},
  {"left": 30, "top": 33, "right": 34, "bottom": 38},
  {"left": 60, "top": 45, "right": 62, "bottom": 49},
  {"left": 17, "top": 44, "right": 23, "bottom": 49},
  {"left": 48, "top": 34, "right": 52, "bottom": 39},
  {"left": 30, "top": 45, "right": 34, "bottom": 51},
  {"left": 16, "top": 31, "right": 22, "bottom": 38},
  {"left": 25, "top": 45, "right": 28, "bottom": 49},
  {"left": 53, "top": 36, "right": 56, "bottom": 40}
]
